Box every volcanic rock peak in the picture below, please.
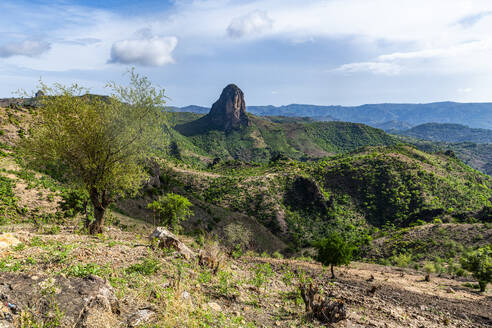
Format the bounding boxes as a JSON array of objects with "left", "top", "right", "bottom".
[{"left": 208, "top": 84, "right": 249, "bottom": 131}]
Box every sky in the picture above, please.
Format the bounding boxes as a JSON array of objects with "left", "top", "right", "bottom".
[{"left": 2, "top": 0, "right": 492, "bottom": 107}]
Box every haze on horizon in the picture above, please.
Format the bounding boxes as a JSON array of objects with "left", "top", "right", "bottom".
[{"left": 2, "top": 0, "right": 492, "bottom": 107}]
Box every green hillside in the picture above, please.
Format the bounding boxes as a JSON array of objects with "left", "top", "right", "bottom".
[
  {"left": 170, "top": 112, "right": 398, "bottom": 163},
  {"left": 167, "top": 145, "right": 491, "bottom": 251},
  {"left": 396, "top": 135, "right": 492, "bottom": 176}
]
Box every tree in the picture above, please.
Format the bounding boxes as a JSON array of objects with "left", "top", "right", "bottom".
[
  {"left": 313, "top": 232, "right": 356, "bottom": 279},
  {"left": 461, "top": 245, "right": 492, "bottom": 292},
  {"left": 147, "top": 193, "right": 193, "bottom": 232},
  {"left": 22, "top": 70, "right": 168, "bottom": 234}
]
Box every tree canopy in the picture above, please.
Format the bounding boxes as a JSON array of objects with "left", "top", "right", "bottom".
[
  {"left": 147, "top": 193, "right": 193, "bottom": 232},
  {"left": 314, "top": 232, "right": 357, "bottom": 279},
  {"left": 22, "top": 70, "right": 168, "bottom": 234},
  {"left": 461, "top": 245, "right": 492, "bottom": 292}
]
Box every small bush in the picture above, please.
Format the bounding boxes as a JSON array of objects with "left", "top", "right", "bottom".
[
  {"left": 66, "top": 263, "right": 105, "bottom": 278},
  {"left": 125, "top": 258, "right": 161, "bottom": 276},
  {"left": 461, "top": 245, "right": 491, "bottom": 292}
]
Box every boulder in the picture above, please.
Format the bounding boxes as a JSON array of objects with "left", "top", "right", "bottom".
[
  {"left": 149, "top": 227, "right": 196, "bottom": 259},
  {"left": 127, "top": 308, "right": 156, "bottom": 327},
  {"left": 0, "top": 273, "right": 120, "bottom": 327}
]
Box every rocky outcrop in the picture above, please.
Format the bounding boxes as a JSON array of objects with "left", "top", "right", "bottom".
[
  {"left": 149, "top": 227, "right": 196, "bottom": 259},
  {"left": 284, "top": 176, "right": 332, "bottom": 215},
  {"left": 207, "top": 84, "right": 249, "bottom": 131},
  {"left": 0, "top": 273, "right": 120, "bottom": 327},
  {"left": 175, "top": 84, "right": 249, "bottom": 135}
]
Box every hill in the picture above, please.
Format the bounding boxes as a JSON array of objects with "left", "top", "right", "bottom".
[
  {"left": 173, "top": 85, "right": 398, "bottom": 163},
  {"left": 1, "top": 95, "right": 492, "bottom": 327},
  {"left": 167, "top": 145, "right": 491, "bottom": 249},
  {"left": 397, "top": 136, "right": 492, "bottom": 176},
  {"left": 174, "top": 101, "right": 492, "bottom": 129},
  {"left": 397, "top": 123, "right": 492, "bottom": 143}
]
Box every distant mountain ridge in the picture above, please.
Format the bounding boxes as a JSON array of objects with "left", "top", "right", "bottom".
[
  {"left": 173, "top": 101, "right": 492, "bottom": 129},
  {"left": 397, "top": 123, "right": 492, "bottom": 144}
]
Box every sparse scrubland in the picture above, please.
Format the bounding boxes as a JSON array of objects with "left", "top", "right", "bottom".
[{"left": 0, "top": 80, "right": 490, "bottom": 327}]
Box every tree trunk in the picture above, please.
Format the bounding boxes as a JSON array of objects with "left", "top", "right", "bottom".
[
  {"left": 89, "top": 205, "right": 106, "bottom": 234},
  {"left": 88, "top": 188, "right": 111, "bottom": 235},
  {"left": 331, "top": 264, "right": 335, "bottom": 279},
  {"left": 479, "top": 281, "right": 486, "bottom": 292}
]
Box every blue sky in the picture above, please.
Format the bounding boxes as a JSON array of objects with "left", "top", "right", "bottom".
[{"left": 2, "top": 0, "right": 492, "bottom": 107}]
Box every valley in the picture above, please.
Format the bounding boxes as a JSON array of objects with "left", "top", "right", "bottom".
[{"left": 0, "top": 83, "right": 490, "bottom": 327}]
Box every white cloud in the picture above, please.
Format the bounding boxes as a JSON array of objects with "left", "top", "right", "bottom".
[
  {"left": 378, "top": 40, "right": 492, "bottom": 61},
  {"left": 227, "top": 10, "right": 273, "bottom": 38},
  {"left": 109, "top": 36, "right": 178, "bottom": 66},
  {"left": 335, "top": 62, "right": 402, "bottom": 76},
  {"left": 458, "top": 87, "right": 473, "bottom": 93},
  {"left": 0, "top": 40, "right": 51, "bottom": 58}
]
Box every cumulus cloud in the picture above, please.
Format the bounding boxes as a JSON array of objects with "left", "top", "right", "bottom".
[
  {"left": 109, "top": 36, "right": 178, "bottom": 66},
  {"left": 0, "top": 40, "right": 51, "bottom": 58},
  {"left": 227, "top": 10, "right": 273, "bottom": 38},
  {"left": 335, "top": 62, "right": 402, "bottom": 76}
]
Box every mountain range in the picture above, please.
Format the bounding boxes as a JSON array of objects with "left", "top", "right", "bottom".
[{"left": 174, "top": 101, "right": 492, "bottom": 130}]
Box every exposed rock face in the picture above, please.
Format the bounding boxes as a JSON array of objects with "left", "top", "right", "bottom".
[
  {"left": 207, "top": 84, "right": 249, "bottom": 131},
  {"left": 0, "top": 273, "right": 120, "bottom": 327},
  {"left": 174, "top": 84, "right": 249, "bottom": 135}
]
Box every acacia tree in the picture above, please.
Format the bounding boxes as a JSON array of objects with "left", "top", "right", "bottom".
[
  {"left": 22, "top": 70, "right": 168, "bottom": 234},
  {"left": 461, "top": 245, "right": 491, "bottom": 292},
  {"left": 314, "top": 232, "right": 356, "bottom": 279}
]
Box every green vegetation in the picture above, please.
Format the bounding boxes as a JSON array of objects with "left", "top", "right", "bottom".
[
  {"left": 313, "top": 232, "right": 356, "bottom": 279},
  {"left": 0, "top": 175, "right": 18, "bottom": 224},
  {"left": 461, "top": 245, "right": 492, "bottom": 292},
  {"left": 147, "top": 193, "right": 193, "bottom": 232},
  {"left": 21, "top": 71, "right": 168, "bottom": 234},
  {"left": 171, "top": 113, "right": 398, "bottom": 164}
]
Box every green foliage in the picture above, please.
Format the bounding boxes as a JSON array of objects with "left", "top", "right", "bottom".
[
  {"left": 461, "top": 245, "right": 492, "bottom": 292},
  {"left": 147, "top": 193, "right": 193, "bottom": 232},
  {"left": 125, "top": 258, "right": 161, "bottom": 276},
  {"left": 60, "top": 188, "right": 89, "bottom": 218},
  {"left": 0, "top": 175, "right": 18, "bottom": 224},
  {"left": 65, "top": 262, "right": 107, "bottom": 278},
  {"left": 215, "top": 270, "right": 238, "bottom": 299},
  {"left": 21, "top": 70, "right": 168, "bottom": 234},
  {"left": 423, "top": 262, "right": 436, "bottom": 274},
  {"left": 250, "top": 263, "right": 274, "bottom": 291},
  {"left": 390, "top": 253, "right": 412, "bottom": 268},
  {"left": 314, "top": 232, "right": 356, "bottom": 277}
]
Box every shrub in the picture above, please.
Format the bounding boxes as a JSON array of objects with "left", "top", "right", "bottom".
[
  {"left": 423, "top": 262, "right": 436, "bottom": 281},
  {"left": 223, "top": 223, "right": 252, "bottom": 253},
  {"left": 313, "top": 232, "right": 357, "bottom": 279},
  {"left": 66, "top": 263, "right": 105, "bottom": 278},
  {"left": 461, "top": 245, "right": 492, "bottom": 292},
  {"left": 391, "top": 253, "right": 412, "bottom": 268},
  {"left": 251, "top": 263, "right": 274, "bottom": 291},
  {"left": 125, "top": 258, "right": 161, "bottom": 276},
  {"left": 147, "top": 193, "right": 193, "bottom": 232}
]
